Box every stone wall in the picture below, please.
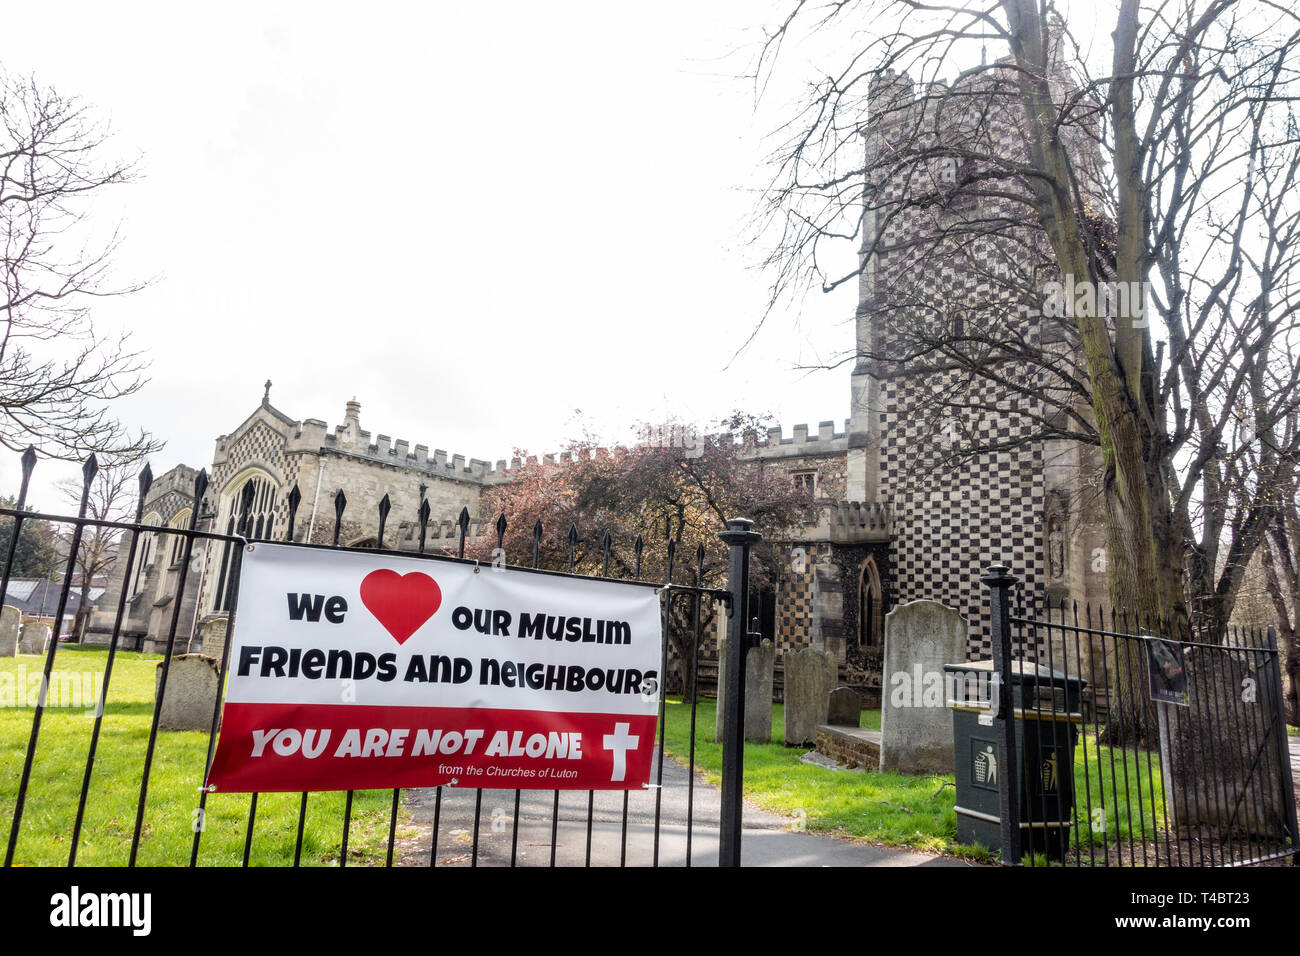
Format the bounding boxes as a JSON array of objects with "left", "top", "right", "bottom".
[{"left": 814, "top": 726, "right": 880, "bottom": 770}]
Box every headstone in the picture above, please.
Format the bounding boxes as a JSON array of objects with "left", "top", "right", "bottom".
[
  {"left": 827, "top": 686, "right": 861, "bottom": 727},
  {"left": 744, "top": 639, "right": 774, "bottom": 743},
  {"left": 19, "top": 623, "right": 50, "bottom": 655},
  {"left": 200, "top": 617, "right": 229, "bottom": 663},
  {"left": 155, "top": 654, "right": 221, "bottom": 731},
  {"left": 784, "top": 646, "right": 837, "bottom": 745},
  {"left": 713, "top": 602, "right": 728, "bottom": 742},
  {"left": 0, "top": 605, "right": 19, "bottom": 657},
  {"left": 1157, "top": 647, "right": 1287, "bottom": 834},
  {"left": 880, "top": 599, "right": 966, "bottom": 774},
  {"left": 714, "top": 623, "right": 776, "bottom": 742}
]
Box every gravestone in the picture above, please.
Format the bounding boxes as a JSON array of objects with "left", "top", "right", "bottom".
[
  {"left": 713, "top": 607, "right": 775, "bottom": 744},
  {"left": 1157, "top": 647, "right": 1287, "bottom": 834},
  {"left": 0, "top": 605, "right": 19, "bottom": 657},
  {"left": 199, "top": 617, "right": 228, "bottom": 663},
  {"left": 880, "top": 599, "right": 966, "bottom": 774},
  {"left": 19, "top": 623, "right": 50, "bottom": 655},
  {"left": 784, "top": 646, "right": 837, "bottom": 746},
  {"left": 155, "top": 654, "right": 221, "bottom": 731},
  {"left": 827, "top": 686, "right": 861, "bottom": 727},
  {"left": 744, "top": 639, "right": 775, "bottom": 743},
  {"left": 713, "top": 602, "right": 728, "bottom": 742}
]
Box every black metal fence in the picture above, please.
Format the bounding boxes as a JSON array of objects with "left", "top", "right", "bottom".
[
  {"left": 0, "top": 449, "right": 760, "bottom": 868},
  {"left": 979, "top": 568, "right": 1299, "bottom": 867}
]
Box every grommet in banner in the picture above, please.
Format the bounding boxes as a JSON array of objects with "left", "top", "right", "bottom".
[
  {"left": 448, "top": 777, "right": 459, "bottom": 786},
  {"left": 246, "top": 544, "right": 255, "bottom": 553}
]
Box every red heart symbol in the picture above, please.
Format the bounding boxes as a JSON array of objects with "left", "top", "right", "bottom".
[{"left": 360, "top": 569, "right": 442, "bottom": 644}]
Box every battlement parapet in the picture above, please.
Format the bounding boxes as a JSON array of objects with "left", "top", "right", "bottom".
[{"left": 829, "top": 500, "right": 893, "bottom": 542}]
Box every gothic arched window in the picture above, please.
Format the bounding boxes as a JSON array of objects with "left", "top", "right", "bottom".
[
  {"left": 129, "top": 513, "right": 162, "bottom": 599},
  {"left": 858, "top": 556, "right": 884, "bottom": 648},
  {"left": 167, "top": 509, "right": 192, "bottom": 567},
  {"left": 213, "top": 474, "right": 279, "bottom": 612}
]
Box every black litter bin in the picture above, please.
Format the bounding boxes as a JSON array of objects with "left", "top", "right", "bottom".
[{"left": 945, "top": 659, "right": 1086, "bottom": 862}]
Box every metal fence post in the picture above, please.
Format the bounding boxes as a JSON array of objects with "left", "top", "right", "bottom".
[
  {"left": 983, "top": 563, "right": 1022, "bottom": 866},
  {"left": 1265, "top": 626, "right": 1300, "bottom": 859},
  {"left": 718, "top": 517, "right": 760, "bottom": 867}
]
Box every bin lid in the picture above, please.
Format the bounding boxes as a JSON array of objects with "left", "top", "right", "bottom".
[{"left": 943, "top": 658, "right": 1084, "bottom": 687}]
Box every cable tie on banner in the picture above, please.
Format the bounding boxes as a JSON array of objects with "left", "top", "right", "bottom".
[
  {"left": 473, "top": 560, "right": 480, "bottom": 575},
  {"left": 641, "top": 783, "right": 662, "bottom": 790}
]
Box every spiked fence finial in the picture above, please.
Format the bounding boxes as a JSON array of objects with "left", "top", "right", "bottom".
[{"left": 377, "top": 494, "right": 391, "bottom": 547}]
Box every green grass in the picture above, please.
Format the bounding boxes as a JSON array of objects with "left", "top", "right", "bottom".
[
  {"left": 1066, "top": 733, "right": 1167, "bottom": 852},
  {"left": 1288, "top": 724, "right": 1299, "bottom": 738},
  {"left": 661, "top": 695, "right": 992, "bottom": 861},
  {"left": 661, "top": 695, "right": 1169, "bottom": 865},
  {"left": 0, "top": 646, "right": 400, "bottom": 866}
]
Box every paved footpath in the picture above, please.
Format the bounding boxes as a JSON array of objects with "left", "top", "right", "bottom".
[
  {"left": 1290, "top": 736, "right": 1299, "bottom": 809},
  {"left": 397, "top": 750, "right": 973, "bottom": 868}
]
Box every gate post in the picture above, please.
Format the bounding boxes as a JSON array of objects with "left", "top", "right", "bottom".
[
  {"left": 1265, "top": 626, "right": 1300, "bottom": 858},
  {"left": 982, "top": 564, "right": 1022, "bottom": 866},
  {"left": 718, "top": 517, "right": 761, "bottom": 867}
]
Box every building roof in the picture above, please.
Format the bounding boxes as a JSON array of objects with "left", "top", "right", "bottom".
[{"left": 1, "top": 579, "right": 104, "bottom": 617}]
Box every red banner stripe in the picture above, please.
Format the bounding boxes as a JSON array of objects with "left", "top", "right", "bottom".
[{"left": 205, "top": 702, "right": 659, "bottom": 793}]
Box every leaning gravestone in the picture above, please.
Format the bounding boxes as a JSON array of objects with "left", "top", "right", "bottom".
[
  {"left": 784, "top": 646, "right": 837, "bottom": 746},
  {"left": 19, "top": 623, "right": 50, "bottom": 655},
  {"left": 155, "top": 654, "right": 221, "bottom": 731},
  {"left": 880, "top": 599, "right": 966, "bottom": 774},
  {"left": 0, "top": 605, "right": 19, "bottom": 657},
  {"left": 744, "top": 639, "right": 775, "bottom": 743},
  {"left": 827, "top": 686, "right": 861, "bottom": 727}
]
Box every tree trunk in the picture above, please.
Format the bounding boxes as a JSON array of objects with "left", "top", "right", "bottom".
[
  {"left": 1283, "top": 624, "right": 1299, "bottom": 728},
  {"left": 1090, "top": 370, "right": 1183, "bottom": 746},
  {"left": 1003, "top": 0, "right": 1183, "bottom": 746}
]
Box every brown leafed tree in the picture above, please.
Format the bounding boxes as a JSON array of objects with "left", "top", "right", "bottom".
[
  {"left": 0, "top": 70, "right": 158, "bottom": 459},
  {"left": 465, "top": 415, "right": 814, "bottom": 698},
  {"left": 753, "top": 2, "right": 1300, "bottom": 742}
]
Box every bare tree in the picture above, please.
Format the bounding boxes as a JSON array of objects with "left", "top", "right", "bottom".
[
  {"left": 58, "top": 458, "right": 140, "bottom": 637},
  {"left": 1257, "top": 408, "right": 1300, "bottom": 725},
  {"left": 755, "top": 1, "right": 1300, "bottom": 651},
  {"left": 752, "top": 1, "right": 1300, "bottom": 743},
  {"left": 0, "top": 69, "right": 159, "bottom": 459}
]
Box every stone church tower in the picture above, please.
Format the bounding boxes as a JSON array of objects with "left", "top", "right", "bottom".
[{"left": 770, "top": 51, "right": 1107, "bottom": 699}]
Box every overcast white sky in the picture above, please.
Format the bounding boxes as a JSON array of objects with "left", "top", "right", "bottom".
[{"left": 2, "top": 1, "right": 867, "bottom": 505}]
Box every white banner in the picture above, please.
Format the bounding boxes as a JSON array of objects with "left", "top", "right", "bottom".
[{"left": 206, "top": 543, "right": 663, "bottom": 792}]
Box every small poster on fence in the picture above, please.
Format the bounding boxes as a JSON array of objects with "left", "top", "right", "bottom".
[
  {"left": 1143, "top": 635, "right": 1189, "bottom": 706},
  {"left": 205, "top": 543, "right": 663, "bottom": 793}
]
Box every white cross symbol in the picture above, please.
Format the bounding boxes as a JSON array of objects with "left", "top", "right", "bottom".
[{"left": 602, "top": 722, "right": 640, "bottom": 783}]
